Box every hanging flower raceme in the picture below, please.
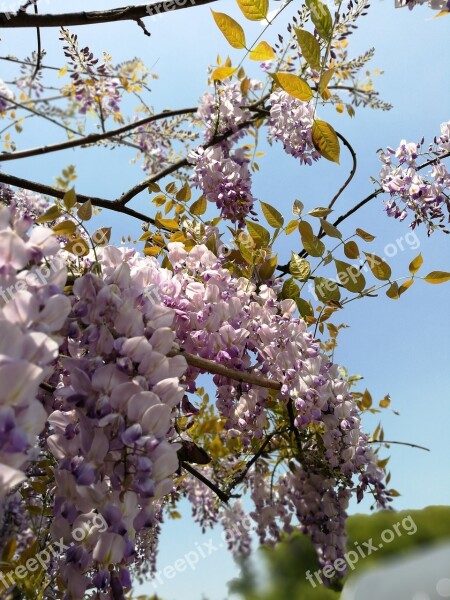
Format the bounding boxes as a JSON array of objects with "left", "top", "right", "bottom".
[
  {"left": 0, "top": 201, "right": 70, "bottom": 496},
  {"left": 197, "top": 79, "right": 262, "bottom": 144},
  {"left": 269, "top": 90, "right": 321, "bottom": 165},
  {"left": 46, "top": 245, "right": 187, "bottom": 599},
  {"left": 190, "top": 146, "right": 257, "bottom": 227},
  {"left": 379, "top": 122, "right": 450, "bottom": 233},
  {"left": 0, "top": 79, "right": 14, "bottom": 112}
]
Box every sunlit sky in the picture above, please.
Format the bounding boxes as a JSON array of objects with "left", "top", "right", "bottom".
[{"left": 1, "top": 1, "right": 449, "bottom": 598}]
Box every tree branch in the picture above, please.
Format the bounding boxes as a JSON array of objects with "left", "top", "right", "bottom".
[
  {"left": 0, "top": 107, "right": 197, "bottom": 162},
  {"left": 0, "top": 172, "right": 156, "bottom": 224},
  {"left": 181, "top": 462, "right": 233, "bottom": 503},
  {"left": 0, "top": 0, "right": 219, "bottom": 28},
  {"left": 168, "top": 348, "right": 282, "bottom": 391}
]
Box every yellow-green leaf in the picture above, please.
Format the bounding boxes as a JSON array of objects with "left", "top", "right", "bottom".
[
  {"left": 362, "top": 388, "right": 372, "bottom": 408},
  {"left": 355, "top": 228, "right": 375, "bottom": 241},
  {"left": 296, "top": 297, "right": 314, "bottom": 318},
  {"left": 65, "top": 237, "right": 90, "bottom": 257},
  {"left": 249, "top": 41, "right": 275, "bottom": 61},
  {"left": 52, "top": 219, "right": 76, "bottom": 236},
  {"left": 344, "top": 241, "right": 360, "bottom": 259},
  {"left": 386, "top": 281, "right": 399, "bottom": 299},
  {"left": 63, "top": 188, "right": 77, "bottom": 210},
  {"left": 271, "top": 72, "right": 314, "bottom": 102},
  {"left": 314, "top": 276, "right": 341, "bottom": 303},
  {"left": 246, "top": 221, "right": 271, "bottom": 247},
  {"left": 211, "top": 11, "right": 247, "bottom": 49},
  {"left": 290, "top": 253, "right": 311, "bottom": 281},
  {"left": 77, "top": 200, "right": 92, "bottom": 221},
  {"left": 398, "top": 278, "right": 414, "bottom": 296},
  {"left": 295, "top": 29, "right": 321, "bottom": 70},
  {"left": 364, "top": 252, "right": 392, "bottom": 281},
  {"left": 176, "top": 182, "right": 192, "bottom": 202},
  {"left": 320, "top": 218, "right": 342, "bottom": 239},
  {"left": 409, "top": 252, "right": 423, "bottom": 275},
  {"left": 36, "top": 205, "right": 62, "bottom": 223},
  {"left": 260, "top": 201, "right": 284, "bottom": 228},
  {"left": 237, "top": 0, "right": 268, "bottom": 21},
  {"left": 319, "top": 68, "right": 335, "bottom": 93},
  {"left": 312, "top": 119, "right": 340, "bottom": 163},
  {"left": 379, "top": 394, "right": 391, "bottom": 408},
  {"left": 308, "top": 206, "right": 332, "bottom": 218},
  {"left": 155, "top": 216, "right": 180, "bottom": 231},
  {"left": 212, "top": 66, "right": 237, "bottom": 81},
  {"left": 92, "top": 227, "right": 111, "bottom": 246},
  {"left": 259, "top": 254, "right": 278, "bottom": 280},
  {"left": 190, "top": 196, "right": 207, "bottom": 216},
  {"left": 282, "top": 277, "right": 300, "bottom": 299},
  {"left": 285, "top": 219, "right": 299, "bottom": 235},
  {"left": 334, "top": 259, "right": 366, "bottom": 293},
  {"left": 307, "top": 0, "right": 333, "bottom": 41},
  {"left": 423, "top": 271, "right": 450, "bottom": 284}
]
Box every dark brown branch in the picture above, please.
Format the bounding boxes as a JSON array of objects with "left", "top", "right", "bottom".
[
  {"left": 0, "top": 172, "right": 156, "bottom": 224},
  {"left": 0, "top": 107, "right": 197, "bottom": 162},
  {"left": 181, "top": 462, "right": 233, "bottom": 503},
  {"left": 0, "top": 0, "right": 219, "bottom": 28}
]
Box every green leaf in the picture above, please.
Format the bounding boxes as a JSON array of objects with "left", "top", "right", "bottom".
[
  {"left": 423, "top": 271, "right": 450, "bottom": 284},
  {"left": 77, "top": 200, "right": 92, "bottom": 221},
  {"left": 312, "top": 119, "right": 340, "bottom": 163},
  {"left": 211, "top": 11, "right": 247, "bottom": 49},
  {"left": 344, "top": 241, "right": 360, "bottom": 259},
  {"left": 237, "top": 0, "right": 268, "bottom": 21},
  {"left": 260, "top": 201, "right": 284, "bottom": 228},
  {"left": 295, "top": 28, "right": 321, "bottom": 70},
  {"left": 296, "top": 297, "right": 314, "bottom": 318},
  {"left": 63, "top": 188, "right": 77, "bottom": 210},
  {"left": 290, "top": 252, "right": 311, "bottom": 281},
  {"left": 307, "top": 0, "right": 333, "bottom": 41},
  {"left": 334, "top": 259, "right": 366, "bottom": 293},
  {"left": 409, "top": 252, "right": 423, "bottom": 275},
  {"left": 249, "top": 41, "right": 275, "bottom": 61},
  {"left": 320, "top": 218, "right": 342, "bottom": 239},
  {"left": 314, "top": 276, "right": 341, "bottom": 303},
  {"left": 246, "top": 221, "right": 271, "bottom": 247},
  {"left": 271, "top": 72, "right": 314, "bottom": 102},
  {"left": 282, "top": 277, "right": 300, "bottom": 299},
  {"left": 212, "top": 66, "right": 237, "bottom": 81},
  {"left": 303, "top": 235, "right": 325, "bottom": 257},
  {"left": 190, "top": 195, "right": 207, "bottom": 216},
  {"left": 356, "top": 228, "right": 375, "bottom": 241},
  {"left": 364, "top": 252, "right": 392, "bottom": 281},
  {"left": 93, "top": 227, "right": 112, "bottom": 246}
]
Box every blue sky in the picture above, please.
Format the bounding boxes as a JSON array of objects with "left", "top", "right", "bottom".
[{"left": 1, "top": 1, "right": 449, "bottom": 598}]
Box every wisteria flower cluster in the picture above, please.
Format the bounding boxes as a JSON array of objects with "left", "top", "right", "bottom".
[
  {"left": 190, "top": 145, "right": 256, "bottom": 227},
  {"left": 0, "top": 79, "right": 14, "bottom": 113},
  {"left": 269, "top": 90, "right": 322, "bottom": 165},
  {"left": 379, "top": 121, "right": 450, "bottom": 233}
]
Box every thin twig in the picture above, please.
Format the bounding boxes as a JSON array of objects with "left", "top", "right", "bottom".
[
  {"left": 0, "top": 107, "right": 197, "bottom": 162},
  {"left": 370, "top": 440, "right": 430, "bottom": 452},
  {"left": 181, "top": 462, "right": 232, "bottom": 503}
]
